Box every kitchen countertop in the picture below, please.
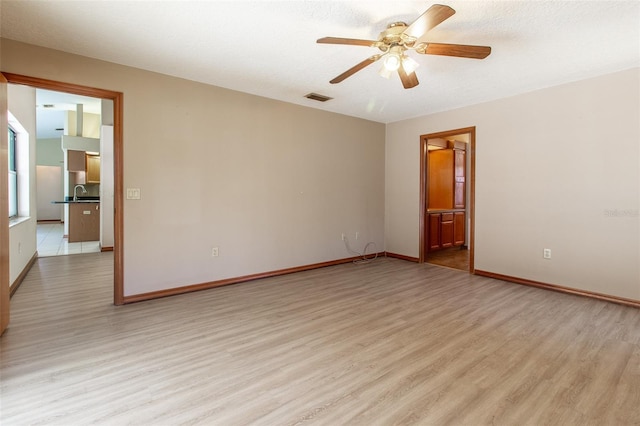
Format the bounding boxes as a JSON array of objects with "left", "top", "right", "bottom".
[
  {"left": 52, "top": 196, "right": 100, "bottom": 204},
  {"left": 427, "top": 208, "right": 465, "bottom": 213}
]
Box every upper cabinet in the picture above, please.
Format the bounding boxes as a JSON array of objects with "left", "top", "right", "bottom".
[
  {"left": 67, "top": 150, "right": 100, "bottom": 184},
  {"left": 85, "top": 154, "right": 101, "bottom": 184},
  {"left": 67, "top": 149, "right": 86, "bottom": 172},
  {"left": 428, "top": 141, "right": 466, "bottom": 210}
]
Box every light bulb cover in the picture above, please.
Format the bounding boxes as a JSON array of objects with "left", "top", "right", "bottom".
[
  {"left": 383, "top": 53, "right": 401, "bottom": 71},
  {"left": 379, "top": 65, "right": 393, "bottom": 79},
  {"left": 402, "top": 56, "right": 420, "bottom": 75}
]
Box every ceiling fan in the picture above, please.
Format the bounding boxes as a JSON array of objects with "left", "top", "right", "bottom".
[{"left": 317, "top": 4, "right": 491, "bottom": 89}]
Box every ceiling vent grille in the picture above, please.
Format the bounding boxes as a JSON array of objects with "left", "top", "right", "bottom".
[{"left": 304, "top": 93, "right": 333, "bottom": 102}]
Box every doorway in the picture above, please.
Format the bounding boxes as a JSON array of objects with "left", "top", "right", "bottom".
[
  {"left": 419, "top": 127, "right": 475, "bottom": 272},
  {"left": 2, "top": 72, "right": 124, "bottom": 306},
  {"left": 35, "top": 89, "right": 108, "bottom": 257}
]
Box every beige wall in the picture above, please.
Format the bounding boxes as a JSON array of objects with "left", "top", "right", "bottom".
[
  {"left": 8, "top": 83, "right": 37, "bottom": 286},
  {"left": 1, "top": 39, "right": 385, "bottom": 297},
  {"left": 386, "top": 68, "right": 640, "bottom": 300},
  {"left": 66, "top": 111, "right": 100, "bottom": 138}
]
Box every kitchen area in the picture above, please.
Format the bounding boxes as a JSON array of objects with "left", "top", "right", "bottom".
[
  {"left": 36, "top": 90, "right": 114, "bottom": 257},
  {"left": 53, "top": 149, "right": 101, "bottom": 243},
  {"left": 424, "top": 134, "right": 469, "bottom": 271}
]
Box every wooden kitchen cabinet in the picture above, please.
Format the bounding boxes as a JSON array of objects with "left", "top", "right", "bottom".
[
  {"left": 67, "top": 150, "right": 86, "bottom": 172},
  {"left": 454, "top": 212, "right": 465, "bottom": 246},
  {"left": 428, "top": 143, "right": 466, "bottom": 210},
  {"left": 428, "top": 149, "right": 454, "bottom": 209},
  {"left": 68, "top": 203, "right": 100, "bottom": 242},
  {"left": 440, "top": 212, "right": 454, "bottom": 248},
  {"left": 429, "top": 214, "right": 441, "bottom": 250},
  {"left": 428, "top": 211, "right": 465, "bottom": 251},
  {"left": 85, "top": 154, "right": 100, "bottom": 183}
]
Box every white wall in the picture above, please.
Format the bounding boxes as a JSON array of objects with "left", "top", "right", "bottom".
[
  {"left": 36, "top": 165, "right": 63, "bottom": 221},
  {"left": 1, "top": 39, "right": 386, "bottom": 297},
  {"left": 8, "top": 83, "right": 37, "bottom": 286},
  {"left": 100, "top": 125, "right": 114, "bottom": 249},
  {"left": 386, "top": 68, "right": 640, "bottom": 301},
  {"left": 36, "top": 137, "right": 64, "bottom": 166}
]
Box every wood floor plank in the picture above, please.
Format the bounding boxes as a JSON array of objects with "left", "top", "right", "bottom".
[{"left": 1, "top": 253, "right": 639, "bottom": 425}]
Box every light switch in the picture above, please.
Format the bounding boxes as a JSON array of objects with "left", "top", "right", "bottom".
[{"left": 127, "top": 188, "right": 141, "bottom": 200}]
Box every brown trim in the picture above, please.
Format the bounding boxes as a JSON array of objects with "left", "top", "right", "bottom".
[
  {"left": 385, "top": 252, "right": 420, "bottom": 263},
  {"left": 419, "top": 127, "right": 476, "bottom": 273},
  {"left": 0, "top": 73, "right": 9, "bottom": 335},
  {"left": 10, "top": 253, "right": 38, "bottom": 297},
  {"left": 2, "top": 72, "right": 125, "bottom": 306},
  {"left": 419, "top": 138, "right": 427, "bottom": 263},
  {"left": 37, "top": 220, "right": 63, "bottom": 224},
  {"left": 101, "top": 247, "right": 114, "bottom": 252},
  {"left": 124, "top": 254, "right": 384, "bottom": 304},
  {"left": 475, "top": 270, "right": 640, "bottom": 309}
]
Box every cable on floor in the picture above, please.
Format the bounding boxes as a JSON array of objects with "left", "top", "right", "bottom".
[{"left": 343, "top": 236, "right": 378, "bottom": 264}]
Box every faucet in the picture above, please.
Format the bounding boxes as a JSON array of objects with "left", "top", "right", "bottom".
[{"left": 73, "top": 184, "right": 87, "bottom": 202}]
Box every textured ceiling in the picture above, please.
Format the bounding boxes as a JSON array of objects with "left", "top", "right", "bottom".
[{"left": 1, "top": 1, "right": 639, "bottom": 124}]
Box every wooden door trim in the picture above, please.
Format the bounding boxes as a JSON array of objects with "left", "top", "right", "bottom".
[
  {"left": 1, "top": 72, "right": 124, "bottom": 305},
  {"left": 1, "top": 73, "right": 10, "bottom": 335},
  {"left": 419, "top": 126, "right": 476, "bottom": 273}
]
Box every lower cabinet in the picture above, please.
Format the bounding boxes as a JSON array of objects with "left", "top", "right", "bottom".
[
  {"left": 429, "top": 211, "right": 465, "bottom": 251},
  {"left": 69, "top": 203, "right": 100, "bottom": 243},
  {"left": 441, "top": 212, "right": 454, "bottom": 248},
  {"left": 453, "top": 212, "right": 465, "bottom": 246}
]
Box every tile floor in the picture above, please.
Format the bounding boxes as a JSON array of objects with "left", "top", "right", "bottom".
[{"left": 37, "top": 222, "right": 101, "bottom": 257}]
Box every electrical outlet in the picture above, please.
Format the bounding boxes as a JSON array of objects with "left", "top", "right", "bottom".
[
  {"left": 212, "top": 247, "right": 219, "bottom": 257},
  {"left": 543, "top": 248, "right": 551, "bottom": 259},
  {"left": 341, "top": 233, "right": 345, "bottom": 241}
]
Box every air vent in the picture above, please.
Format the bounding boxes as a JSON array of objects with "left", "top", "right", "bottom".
[
  {"left": 304, "top": 93, "right": 333, "bottom": 102},
  {"left": 55, "top": 128, "right": 64, "bottom": 131},
  {"left": 43, "top": 104, "right": 55, "bottom": 108}
]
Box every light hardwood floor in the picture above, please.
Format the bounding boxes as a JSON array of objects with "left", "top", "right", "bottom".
[{"left": 1, "top": 253, "right": 639, "bottom": 425}]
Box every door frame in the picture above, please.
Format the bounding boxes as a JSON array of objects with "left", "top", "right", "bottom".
[
  {"left": 419, "top": 126, "right": 476, "bottom": 272},
  {"left": 1, "top": 73, "right": 9, "bottom": 335},
  {"left": 1, "top": 72, "right": 124, "bottom": 306}
]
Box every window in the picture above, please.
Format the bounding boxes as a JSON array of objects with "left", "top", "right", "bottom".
[{"left": 8, "top": 126, "right": 17, "bottom": 218}]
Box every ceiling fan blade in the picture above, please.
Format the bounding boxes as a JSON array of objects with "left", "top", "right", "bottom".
[
  {"left": 417, "top": 42, "right": 491, "bottom": 59},
  {"left": 398, "top": 63, "right": 419, "bottom": 89},
  {"left": 403, "top": 4, "right": 456, "bottom": 40},
  {"left": 330, "top": 55, "right": 381, "bottom": 84},
  {"left": 317, "top": 37, "right": 378, "bottom": 47}
]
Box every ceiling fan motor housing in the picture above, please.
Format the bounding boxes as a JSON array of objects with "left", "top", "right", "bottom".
[{"left": 378, "top": 22, "right": 418, "bottom": 52}]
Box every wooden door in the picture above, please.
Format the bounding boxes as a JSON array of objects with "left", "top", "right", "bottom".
[
  {"left": 454, "top": 211, "right": 465, "bottom": 246},
  {"left": 441, "top": 212, "right": 454, "bottom": 248},
  {"left": 1, "top": 73, "right": 10, "bottom": 335},
  {"left": 428, "top": 214, "right": 441, "bottom": 250},
  {"left": 428, "top": 149, "right": 454, "bottom": 209}
]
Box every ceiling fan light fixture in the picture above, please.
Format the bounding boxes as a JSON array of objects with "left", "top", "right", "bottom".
[
  {"left": 383, "top": 46, "right": 403, "bottom": 71},
  {"left": 383, "top": 53, "right": 401, "bottom": 71},
  {"left": 402, "top": 55, "right": 420, "bottom": 75}
]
